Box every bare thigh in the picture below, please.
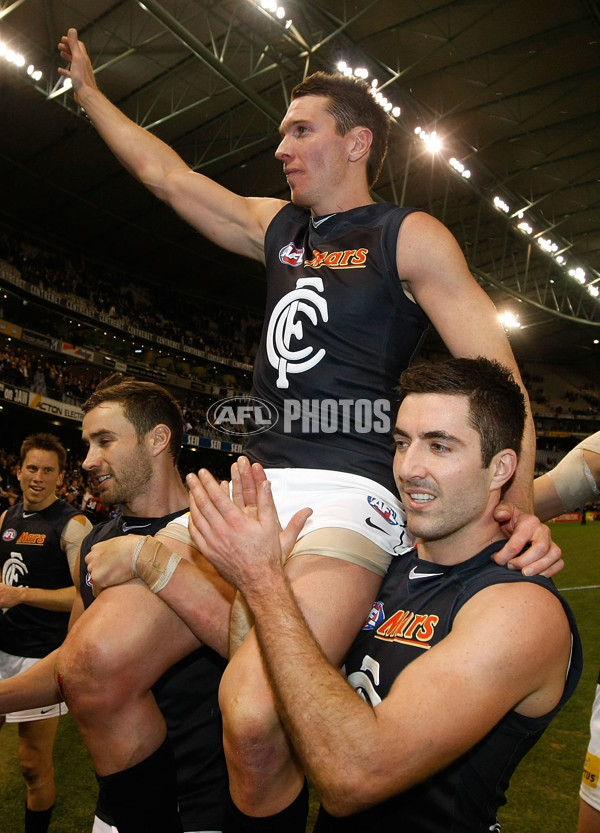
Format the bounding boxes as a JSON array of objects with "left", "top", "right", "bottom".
[
  {"left": 18, "top": 717, "right": 59, "bottom": 770},
  {"left": 223, "top": 554, "right": 382, "bottom": 708},
  {"left": 61, "top": 580, "right": 202, "bottom": 696}
]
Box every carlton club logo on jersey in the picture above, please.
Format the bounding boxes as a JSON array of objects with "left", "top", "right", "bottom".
[
  {"left": 2, "top": 553, "right": 28, "bottom": 585},
  {"left": 375, "top": 608, "right": 440, "bottom": 649},
  {"left": 266, "top": 276, "right": 329, "bottom": 389},
  {"left": 2, "top": 527, "right": 17, "bottom": 542}
]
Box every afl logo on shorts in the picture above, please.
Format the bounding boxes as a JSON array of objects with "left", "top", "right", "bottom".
[
  {"left": 367, "top": 496, "right": 399, "bottom": 525},
  {"left": 363, "top": 601, "right": 385, "bottom": 630},
  {"left": 2, "top": 528, "right": 17, "bottom": 542},
  {"left": 279, "top": 242, "right": 304, "bottom": 266}
]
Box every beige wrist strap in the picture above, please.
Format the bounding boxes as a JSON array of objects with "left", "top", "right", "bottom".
[{"left": 132, "top": 536, "right": 182, "bottom": 593}]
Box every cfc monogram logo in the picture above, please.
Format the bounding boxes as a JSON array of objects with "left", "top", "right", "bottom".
[
  {"left": 266, "top": 277, "right": 329, "bottom": 389},
  {"left": 2, "top": 553, "right": 28, "bottom": 586}
]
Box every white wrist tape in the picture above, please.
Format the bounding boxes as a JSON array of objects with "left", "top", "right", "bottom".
[
  {"left": 130, "top": 536, "right": 182, "bottom": 593},
  {"left": 548, "top": 448, "right": 600, "bottom": 511},
  {"left": 131, "top": 536, "right": 147, "bottom": 578},
  {"left": 150, "top": 553, "right": 182, "bottom": 594}
]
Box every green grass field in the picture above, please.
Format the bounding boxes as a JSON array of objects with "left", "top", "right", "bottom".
[{"left": 0, "top": 521, "right": 598, "bottom": 832}]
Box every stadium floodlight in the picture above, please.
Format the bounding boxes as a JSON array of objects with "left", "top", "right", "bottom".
[{"left": 498, "top": 311, "right": 521, "bottom": 330}]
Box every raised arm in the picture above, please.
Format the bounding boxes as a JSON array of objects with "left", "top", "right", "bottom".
[
  {"left": 57, "top": 28, "right": 286, "bottom": 262},
  {"left": 394, "top": 212, "right": 565, "bottom": 574},
  {"left": 397, "top": 211, "right": 535, "bottom": 510}
]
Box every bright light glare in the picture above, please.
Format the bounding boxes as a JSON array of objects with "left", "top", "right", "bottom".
[
  {"left": 538, "top": 237, "right": 558, "bottom": 253},
  {"left": 1, "top": 39, "right": 42, "bottom": 81},
  {"left": 416, "top": 129, "right": 441, "bottom": 153},
  {"left": 569, "top": 267, "right": 586, "bottom": 284},
  {"left": 253, "top": 0, "right": 291, "bottom": 25},
  {"left": 450, "top": 158, "right": 471, "bottom": 179},
  {"left": 337, "top": 60, "right": 401, "bottom": 117},
  {"left": 498, "top": 311, "right": 521, "bottom": 330}
]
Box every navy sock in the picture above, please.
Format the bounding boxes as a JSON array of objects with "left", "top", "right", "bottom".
[
  {"left": 96, "top": 738, "right": 183, "bottom": 833},
  {"left": 223, "top": 779, "right": 308, "bottom": 832},
  {"left": 25, "top": 804, "right": 54, "bottom": 833}
]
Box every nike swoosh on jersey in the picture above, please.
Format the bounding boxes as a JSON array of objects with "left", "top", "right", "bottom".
[
  {"left": 311, "top": 213, "right": 337, "bottom": 228},
  {"left": 22, "top": 512, "right": 37, "bottom": 518},
  {"left": 121, "top": 522, "right": 152, "bottom": 533},
  {"left": 408, "top": 566, "right": 445, "bottom": 580},
  {"left": 365, "top": 517, "right": 389, "bottom": 535}
]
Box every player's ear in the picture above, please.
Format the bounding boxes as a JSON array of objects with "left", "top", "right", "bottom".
[
  {"left": 490, "top": 448, "right": 518, "bottom": 491},
  {"left": 151, "top": 424, "right": 171, "bottom": 455},
  {"left": 347, "top": 126, "right": 372, "bottom": 163}
]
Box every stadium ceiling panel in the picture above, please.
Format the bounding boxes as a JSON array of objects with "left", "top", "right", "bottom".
[{"left": 0, "top": 0, "right": 599, "bottom": 363}]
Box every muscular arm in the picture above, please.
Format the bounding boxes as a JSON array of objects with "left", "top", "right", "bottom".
[
  {"left": 395, "top": 213, "right": 563, "bottom": 573},
  {"left": 535, "top": 437, "right": 600, "bottom": 521},
  {"left": 186, "top": 465, "right": 572, "bottom": 816},
  {"left": 84, "top": 528, "right": 234, "bottom": 658},
  {"left": 58, "top": 28, "right": 286, "bottom": 262},
  {"left": 398, "top": 212, "right": 536, "bottom": 511}
]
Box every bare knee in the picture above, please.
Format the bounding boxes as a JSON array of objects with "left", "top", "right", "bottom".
[
  {"left": 20, "top": 754, "right": 54, "bottom": 792},
  {"left": 55, "top": 630, "right": 135, "bottom": 716},
  {"left": 219, "top": 656, "right": 283, "bottom": 765}
]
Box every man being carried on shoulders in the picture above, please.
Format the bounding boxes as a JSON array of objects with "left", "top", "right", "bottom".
[{"left": 176, "top": 357, "right": 581, "bottom": 831}]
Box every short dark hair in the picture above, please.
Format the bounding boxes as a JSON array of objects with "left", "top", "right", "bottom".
[
  {"left": 19, "top": 433, "right": 67, "bottom": 472},
  {"left": 397, "top": 358, "right": 526, "bottom": 467},
  {"left": 82, "top": 374, "right": 184, "bottom": 461},
  {"left": 291, "top": 71, "right": 391, "bottom": 187}
]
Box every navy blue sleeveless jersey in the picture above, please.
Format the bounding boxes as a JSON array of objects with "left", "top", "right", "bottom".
[
  {"left": 314, "top": 541, "right": 582, "bottom": 833},
  {"left": 0, "top": 499, "right": 77, "bottom": 658},
  {"left": 245, "top": 202, "right": 430, "bottom": 493},
  {"left": 80, "top": 512, "right": 228, "bottom": 831}
]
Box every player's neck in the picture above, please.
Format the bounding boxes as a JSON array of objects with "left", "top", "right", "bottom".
[
  {"left": 121, "top": 471, "right": 189, "bottom": 518},
  {"left": 309, "top": 182, "right": 374, "bottom": 218},
  {"left": 22, "top": 494, "right": 58, "bottom": 513},
  {"left": 417, "top": 518, "right": 505, "bottom": 566}
]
